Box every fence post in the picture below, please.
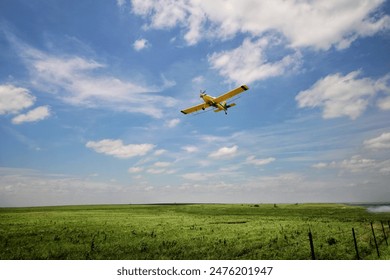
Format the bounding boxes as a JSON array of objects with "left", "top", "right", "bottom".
[
  {"left": 352, "top": 228, "right": 360, "bottom": 260},
  {"left": 308, "top": 230, "right": 316, "bottom": 260},
  {"left": 381, "top": 222, "right": 388, "bottom": 246},
  {"left": 370, "top": 222, "right": 380, "bottom": 258}
]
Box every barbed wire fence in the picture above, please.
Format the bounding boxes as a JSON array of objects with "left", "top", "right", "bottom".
[{"left": 307, "top": 221, "right": 389, "bottom": 260}]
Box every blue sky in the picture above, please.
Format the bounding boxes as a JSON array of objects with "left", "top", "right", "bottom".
[{"left": 1, "top": 0, "right": 390, "bottom": 206}]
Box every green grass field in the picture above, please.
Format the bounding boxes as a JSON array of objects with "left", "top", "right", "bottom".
[{"left": 1, "top": 203, "right": 389, "bottom": 260}]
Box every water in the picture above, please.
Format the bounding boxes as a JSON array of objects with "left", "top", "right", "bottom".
[{"left": 366, "top": 205, "right": 390, "bottom": 213}]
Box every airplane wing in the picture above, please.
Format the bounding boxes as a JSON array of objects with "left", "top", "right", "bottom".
[
  {"left": 214, "top": 85, "right": 249, "bottom": 103},
  {"left": 181, "top": 102, "right": 210, "bottom": 114}
]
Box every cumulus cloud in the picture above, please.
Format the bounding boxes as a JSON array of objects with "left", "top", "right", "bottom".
[
  {"left": 0, "top": 84, "right": 35, "bottom": 115},
  {"left": 209, "top": 37, "right": 301, "bottom": 83},
  {"left": 296, "top": 71, "right": 390, "bottom": 120},
  {"left": 181, "top": 172, "right": 215, "bottom": 181},
  {"left": 313, "top": 155, "right": 386, "bottom": 173},
  {"left": 128, "top": 166, "right": 143, "bottom": 173},
  {"left": 312, "top": 162, "right": 329, "bottom": 169},
  {"left": 11, "top": 106, "right": 51, "bottom": 124},
  {"left": 86, "top": 139, "right": 155, "bottom": 159},
  {"left": 130, "top": 1, "right": 389, "bottom": 84},
  {"left": 165, "top": 118, "right": 180, "bottom": 128},
  {"left": 146, "top": 168, "right": 166, "bottom": 174},
  {"left": 131, "top": 0, "right": 390, "bottom": 50},
  {"left": 182, "top": 145, "right": 198, "bottom": 153},
  {"left": 132, "top": 0, "right": 199, "bottom": 44},
  {"left": 133, "top": 38, "right": 150, "bottom": 51},
  {"left": 339, "top": 156, "right": 377, "bottom": 172},
  {"left": 246, "top": 156, "right": 275, "bottom": 166},
  {"left": 154, "top": 149, "right": 167, "bottom": 156},
  {"left": 364, "top": 132, "right": 390, "bottom": 150},
  {"left": 209, "top": 145, "right": 238, "bottom": 159},
  {"left": 0, "top": 84, "right": 51, "bottom": 124},
  {"left": 147, "top": 162, "right": 176, "bottom": 174},
  {"left": 153, "top": 161, "right": 171, "bottom": 167},
  {"left": 192, "top": 76, "right": 204, "bottom": 84}
]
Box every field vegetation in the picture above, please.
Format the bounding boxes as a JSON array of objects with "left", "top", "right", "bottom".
[{"left": 0, "top": 203, "right": 389, "bottom": 260}]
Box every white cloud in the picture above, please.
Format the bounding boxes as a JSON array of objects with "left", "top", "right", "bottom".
[
  {"left": 86, "top": 139, "right": 155, "bottom": 159},
  {"left": 153, "top": 161, "right": 171, "bottom": 167},
  {"left": 147, "top": 165, "right": 176, "bottom": 174},
  {"left": 131, "top": 0, "right": 390, "bottom": 50},
  {"left": 209, "top": 37, "right": 301, "bottom": 84},
  {"left": 132, "top": 0, "right": 191, "bottom": 39},
  {"left": 200, "top": 135, "right": 226, "bottom": 143},
  {"left": 313, "top": 155, "right": 381, "bottom": 173},
  {"left": 133, "top": 38, "right": 150, "bottom": 51},
  {"left": 0, "top": 84, "right": 35, "bottom": 115},
  {"left": 246, "top": 156, "right": 275, "bottom": 166},
  {"left": 182, "top": 145, "right": 198, "bottom": 153},
  {"left": 18, "top": 44, "right": 177, "bottom": 118},
  {"left": 154, "top": 149, "right": 167, "bottom": 156},
  {"left": 378, "top": 96, "right": 390, "bottom": 110},
  {"left": 364, "top": 132, "right": 390, "bottom": 150},
  {"left": 209, "top": 145, "right": 238, "bottom": 159},
  {"left": 11, "top": 106, "right": 50, "bottom": 124},
  {"left": 312, "top": 162, "right": 329, "bottom": 169},
  {"left": 376, "top": 74, "right": 390, "bottom": 110},
  {"left": 192, "top": 76, "right": 204, "bottom": 84},
  {"left": 128, "top": 166, "right": 143, "bottom": 173},
  {"left": 339, "top": 155, "right": 377, "bottom": 173},
  {"left": 181, "top": 172, "right": 214, "bottom": 181},
  {"left": 117, "top": 0, "right": 127, "bottom": 8},
  {"left": 0, "top": 84, "right": 51, "bottom": 124},
  {"left": 147, "top": 168, "right": 166, "bottom": 174},
  {"left": 165, "top": 118, "right": 180, "bottom": 128},
  {"left": 296, "top": 71, "right": 390, "bottom": 120},
  {"left": 139, "top": 162, "right": 175, "bottom": 175}
]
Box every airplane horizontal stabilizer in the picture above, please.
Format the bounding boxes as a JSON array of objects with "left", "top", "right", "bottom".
[{"left": 214, "top": 103, "right": 236, "bottom": 112}]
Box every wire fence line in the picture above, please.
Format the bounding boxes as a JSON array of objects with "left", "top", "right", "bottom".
[{"left": 307, "top": 220, "right": 389, "bottom": 260}]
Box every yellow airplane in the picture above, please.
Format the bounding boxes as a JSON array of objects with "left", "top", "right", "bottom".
[{"left": 181, "top": 85, "right": 249, "bottom": 115}]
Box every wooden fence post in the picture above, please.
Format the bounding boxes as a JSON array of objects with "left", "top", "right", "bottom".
[
  {"left": 308, "top": 230, "right": 316, "bottom": 260},
  {"left": 370, "top": 222, "right": 380, "bottom": 258},
  {"left": 381, "top": 222, "right": 388, "bottom": 246},
  {"left": 352, "top": 228, "right": 360, "bottom": 260}
]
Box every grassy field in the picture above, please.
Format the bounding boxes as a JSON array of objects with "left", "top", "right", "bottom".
[{"left": 0, "top": 203, "right": 389, "bottom": 260}]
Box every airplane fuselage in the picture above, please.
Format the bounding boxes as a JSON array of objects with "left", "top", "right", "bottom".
[
  {"left": 200, "top": 93, "right": 226, "bottom": 112},
  {"left": 181, "top": 84, "right": 247, "bottom": 115}
]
